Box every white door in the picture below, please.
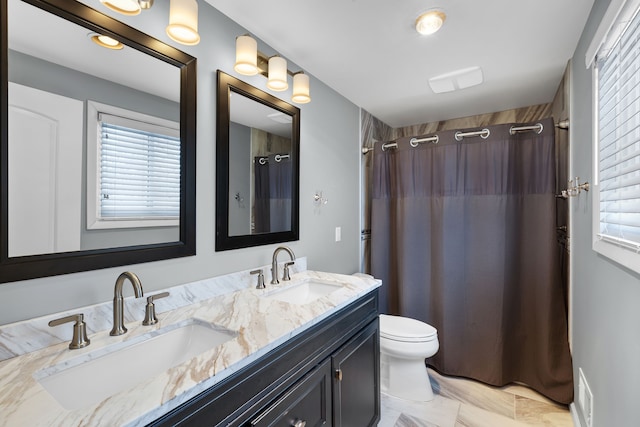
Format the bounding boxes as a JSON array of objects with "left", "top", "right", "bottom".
[{"left": 8, "top": 82, "right": 83, "bottom": 257}]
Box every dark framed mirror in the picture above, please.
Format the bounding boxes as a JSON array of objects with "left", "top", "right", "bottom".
[
  {"left": 216, "top": 70, "right": 299, "bottom": 251},
  {"left": 0, "top": 0, "right": 197, "bottom": 283}
]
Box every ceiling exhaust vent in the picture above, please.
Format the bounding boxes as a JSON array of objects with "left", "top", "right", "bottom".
[
  {"left": 268, "top": 112, "right": 293, "bottom": 124},
  {"left": 428, "top": 66, "right": 483, "bottom": 94}
]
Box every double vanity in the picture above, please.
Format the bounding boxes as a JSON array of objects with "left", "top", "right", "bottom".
[
  {"left": 0, "top": 263, "right": 380, "bottom": 426},
  {"left": 0, "top": 1, "right": 378, "bottom": 425}
]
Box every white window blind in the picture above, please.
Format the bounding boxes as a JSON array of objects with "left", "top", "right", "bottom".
[
  {"left": 597, "top": 2, "right": 640, "bottom": 250},
  {"left": 98, "top": 113, "right": 180, "bottom": 219}
]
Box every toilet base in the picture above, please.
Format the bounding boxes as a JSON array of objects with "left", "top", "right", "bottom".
[{"left": 380, "top": 354, "right": 434, "bottom": 401}]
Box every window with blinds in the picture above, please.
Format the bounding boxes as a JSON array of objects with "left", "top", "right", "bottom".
[
  {"left": 596, "top": 2, "right": 640, "bottom": 252},
  {"left": 85, "top": 99, "right": 181, "bottom": 230},
  {"left": 98, "top": 113, "right": 181, "bottom": 220}
]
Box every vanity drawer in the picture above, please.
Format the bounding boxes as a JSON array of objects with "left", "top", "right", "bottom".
[{"left": 249, "top": 359, "right": 332, "bottom": 427}]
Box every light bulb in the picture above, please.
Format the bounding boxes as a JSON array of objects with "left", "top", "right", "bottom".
[
  {"left": 100, "top": 0, "right": 141, "bottom": 16},
  {"left": 292, "top": 73, "right": 311, "bottom": 104},
  {"left": 166, "top": 0, "right": 200, "bottom": 46},
  {"left": 415, "top": 10, "right": 446, "bottom": 35},
  {"left": 89, "top": 33, "right": 124, "bottom": 50},
  {"left": 234, "top": 35, "right": 258, "bottom": 75},
  {"left": 267, "top": 56, "right": 288, "bottom": 91}
]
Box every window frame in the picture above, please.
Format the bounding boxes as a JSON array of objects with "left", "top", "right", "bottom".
[
  {"left": 591, "top": 0, "right": 640, "bottom": 275},
  {"left": 86, "top": 100, "right": 180, "bottom": 230}
]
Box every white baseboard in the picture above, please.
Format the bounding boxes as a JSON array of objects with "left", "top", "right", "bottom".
[{"left": 570, "top": 402, "right": 584, "bottom": 427}]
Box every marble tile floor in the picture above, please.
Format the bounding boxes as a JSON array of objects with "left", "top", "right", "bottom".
[{"left": 380, "top": 368, "right": 574, "bottom": 427}]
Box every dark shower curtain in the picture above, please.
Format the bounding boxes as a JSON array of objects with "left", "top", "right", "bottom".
[
  {"left": 254, "top": 155, "right": 292, "bottom": 233},
  {"left": 370, "top": 118, "right": 573, "bottom": 404}
]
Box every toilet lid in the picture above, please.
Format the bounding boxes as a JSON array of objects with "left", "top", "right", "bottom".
[{"left": 379, "top": 314, "right": 437, "bottom": 342}]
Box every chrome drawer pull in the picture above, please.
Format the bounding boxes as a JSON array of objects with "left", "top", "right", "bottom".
[{"left": 292, "top": 420, "right": 306, "bottom": 427}]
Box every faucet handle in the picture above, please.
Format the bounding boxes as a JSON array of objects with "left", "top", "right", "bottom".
[
  {"left": 283, "top": 261, "right": 295, "bottom": 281},
  {"left": 142, "top": 292, "right": 170, "bottom": 326},
  {"left": 48, "top": 313, "right": 91, "bottom": 350},
  {"left": 250, "top": 269, "right": 265, "bottom": 289}
]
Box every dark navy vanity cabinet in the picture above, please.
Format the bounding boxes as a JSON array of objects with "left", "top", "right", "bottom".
[{"left": 148, "top": 291, "right": 380, "bottom": 427}]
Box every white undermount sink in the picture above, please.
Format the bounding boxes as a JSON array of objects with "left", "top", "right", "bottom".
[
  {"left": 264, "top": 278, "right": 343, "bottom": 304},
  {"left": 35, "top": 319, "right": 237, "bottom": 410}
]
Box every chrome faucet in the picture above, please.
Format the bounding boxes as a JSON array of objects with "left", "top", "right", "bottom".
[
  {"left": 271, "top": 246, "right": 296, "bottom": 284},
  {"left": 110, "top": 272, "right": 144, "bottom": 336}
]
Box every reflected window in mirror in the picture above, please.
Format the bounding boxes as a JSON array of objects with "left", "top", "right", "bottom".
[
  {"left": 86, "top": 101, "right": 180, "bottom": 234},
  {"left": 1, "top": 0, "right": 197, "bottom": 283},
  {"left": 216, "top": 71, "right": 300, "bottom": 251}
]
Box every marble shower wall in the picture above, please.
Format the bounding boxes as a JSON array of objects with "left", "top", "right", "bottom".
[
  {"left": 360, "top": 103, "right": 553, "bottom": 274},
  {"left": 391, "top": 103, "right": 552, "bottom": 138}
]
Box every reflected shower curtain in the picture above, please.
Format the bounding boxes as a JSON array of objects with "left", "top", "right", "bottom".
[
  {"left": 254, "top": 155, "right": 292, "bottom": 233},
  {"left": 370, "top": 118, "right": 573, "bottom": 404}
]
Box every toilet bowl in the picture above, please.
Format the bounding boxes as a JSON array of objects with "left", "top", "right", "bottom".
[{"left": 379, "top": 314, "right": 439, "bottom": 401}]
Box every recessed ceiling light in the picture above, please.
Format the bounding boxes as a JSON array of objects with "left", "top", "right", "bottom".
[
  {"left": 415, "top": 10, "right": 446, "bottom": 35},
  {"left": 89, "top": 33, "right": 124, "bottom": 50}
]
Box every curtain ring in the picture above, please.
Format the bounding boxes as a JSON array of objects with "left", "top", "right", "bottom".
[
  {"left": 480, "top": 129, "right": 490, "bottom": 139},
  {"left": 258, "top": 157, "right": 267, "bottom": 165}
]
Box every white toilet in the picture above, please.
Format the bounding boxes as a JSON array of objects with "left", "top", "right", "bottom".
[{"left": 379, "top": 314, "right": 439, "bottom": 401}]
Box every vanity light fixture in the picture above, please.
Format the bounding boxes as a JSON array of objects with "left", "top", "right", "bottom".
[
  {"left": 415, "top": 9, "right": 446, "bottom": 35},
  {"left": 99, "top": 0, "right": 200, "bottom": 46},
  {"left": 166, "top": 0, "right": 201, "bottom": 46},
  {"left": 234, "top": 35, "right": 259, "bottom": 75},
  {"left": 267, "top": 56, "right": 288, "bottom": 91},
  {"left": 233, "top": 34, "right": 311, "bottom": 103},
  {"left": 292, "top": 72, "right": 311, "bottom": 104},
  {"left": 100, "top": 0, "right": 141, "bottom": 16},
  {"left": 89, "top": 33, "right": 124, "bottom": 50}
]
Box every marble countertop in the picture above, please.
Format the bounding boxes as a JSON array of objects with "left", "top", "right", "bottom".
[{"left": 0, "top": 269, "right": 380, "bottom": 427}]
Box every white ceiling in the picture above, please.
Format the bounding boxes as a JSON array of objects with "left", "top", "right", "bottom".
[
  {"left": 205, "top": 0, "right": 595, "bottom": 128},
  {"left": 9, "top": 0, "right": 179, "bottom": 102}
]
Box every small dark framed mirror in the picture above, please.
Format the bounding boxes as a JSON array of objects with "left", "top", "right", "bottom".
[
  {"left": 1, "top": 0, "right": 197, "bottom": 283},
  {"left": 216, "top": 70, "right": 299, "bottom": 251}
]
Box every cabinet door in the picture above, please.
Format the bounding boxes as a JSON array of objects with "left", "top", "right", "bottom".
[
  {"left": 249, "top": 359, "right": 332, "bottom": 427},
  {"left": 332, "top": 319, "right": 380, "bottom": 427}
]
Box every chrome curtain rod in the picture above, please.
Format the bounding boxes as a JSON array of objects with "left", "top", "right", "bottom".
[
  {"left": 362, "top": 146, "right": 375, "bottom": 154},
  {"left": 382, "top": 134, "right": 440, "bottom": 151},
  {"left": 361, "top": 135, "right": 439, "bottom": 154},
  {"left": 410, "top": 135, "right": 439, "bottom": 146},
  {"left": 454, "top": 128, "right": 490, "bottom": 141},
  {"left": 509, "top": 123, "right": 543, "bottom": 135},
  {"left": 257, "top": 153, "right": 290, "bottom": 164},
  {"left": 361, "top": 142, "right": 398, "bottom": 153},
  {"left": 361, "top": 122, "right": 545, "bottom": 154}
]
